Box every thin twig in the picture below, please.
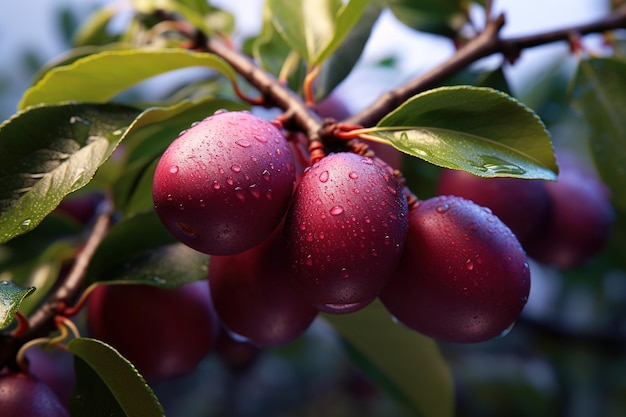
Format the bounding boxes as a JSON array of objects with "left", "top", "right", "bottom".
[
  {"left": 0, "top": 202, "right": 113, "bottom": 369},
  {"left": 346, "top": 6, "right": 626, "bottom": 128}
]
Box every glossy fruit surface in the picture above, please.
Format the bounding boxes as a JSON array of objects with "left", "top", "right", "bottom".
[
  {"left": 26, "top": 347, "right": 75, "bottom": 406},
  {"left": 436, "top": 168, "right": 550, "bottom": 243},
  {"left": 87, "top": 281, "right": 219, "bottom": 383},
  {"left": 153, "top": 110, "right": 296, "bottom": 255},
  {"left": 0, "top": 373, "right": 69, "bottom": 417},
  {"left": 284, "top": 152, "right": 409, "bottom": 310},
  {"left": 380, "top": 195, "right": 531, "bottom": 343},
  {"left": 524, "top": 152, "right": 614, "bottom": 268},
  {"left": 209, "top": 225, "right": 318, "bottom": 347}
]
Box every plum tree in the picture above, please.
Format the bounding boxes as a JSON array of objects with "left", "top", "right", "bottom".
[
  {"left": 86, "top": 281, "right": 219, "bottom": 383},
  {"left": 283, "top": 152, "right": 409, "bottom": 312},
  {"left": 436, "top": 169, "right": 551, "bottom": 244},
  {"left": 208, "top": 224, "right": 318, "bottom": 347},
  {"left": 0, "top": 373, "right": 69, "bottom": 417},
  {"left": 380, "top": 196, "right": 531, "bottom": 343},
  {"left": 2, "top": 1, "right": 626, "bottom": 416},
  {"left": 153, "top": 110, "right": 296, "bottom": 255}
]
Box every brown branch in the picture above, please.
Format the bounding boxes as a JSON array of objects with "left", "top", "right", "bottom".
[
  {"left": 346, "top": 6, "right": 626, "bottom": 128},
  {"left": 0, "top": 203, "right": 113, "bottom": 369},
  {"left": 203, "top": 38, "right": 325, "bottom": 146}
]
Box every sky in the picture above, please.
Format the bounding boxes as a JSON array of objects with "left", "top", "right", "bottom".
[{"left": 0, "top": 0, "right": 610, "bottom": 118}]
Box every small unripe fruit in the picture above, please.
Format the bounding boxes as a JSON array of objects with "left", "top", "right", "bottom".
[
  {"left": 284, "top": 152, "right": 409, "bottom": 311},
  {"left": 153, "top": 110, "right": 296, "bottom": 255},
  {"left": 380, "top": 196, "right": 530, "bottom": 343},
  {"left": 436, "top": 169, "right": 550, "bottom": 243},
  {"left": 87, "top": 281, "right": 219, "bottom": 383},
  {"left": 0, "top": 373, "right": 69, "bottom": 417},
  {"left": 209, "top": 225, "right": 318, "bottom": 347}
]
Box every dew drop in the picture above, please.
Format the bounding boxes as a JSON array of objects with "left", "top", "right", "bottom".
[
  {"left": 436, "top": 204, "right": 450, "bottom": 213},
  {"left": 248, "top": 184, "right": 261, "bottom": 199},
  {"left": 253, "top": 134, "right": 267, "bottom": 143},
  {"left": 236, "top": 139, "right": 251, "bottom": 148},
  {"left": 466, "top": 259, "right": 474, "bottom": 270},
  {"left": 21, "top": 219, "right": 31, "bottom": 227},
  {"left": 306, "top": 234, "right": 314, "bottom": 242},
  {"left": 234, "top": 187, "right": 246, "bottom": 202},
  {"left": 341, "top": 268, "right": 350, "bottom": 278},
  {"left": 213, "top": 109, "right": 228, "bottom": 115},
  {"left": 305, "top": 256, "right": 313, "bottom": 266},
  {"left": 330, "top": 206, "right": 344, "bottom": 216},
  {"left": 299, "top": 223, "right": 307, "bottom": 231},
  {"left": 231, "top": 164, "right": 241, "bottom": 173},
  {"left": 348, "top": 172, "right": 358, "bottom": 179},
  {"left": 169, "top": 165, "right": 179, "bottom": 174},
  {"left": 265, "top": 190, "right": 273, "bottom": 200},
  {"left": 213, "top": 181, "right": 221, "bottom": 190},
  {"left": 262, "top": 169, "right": 271, "bottom": 181},
  {"left": 319, "top": 171, "right": 329, "bottom": 183},
  {"left": 226, "top": 177, "right": 234, "bottom": 186},
  {"left": 387, "top": 186, "right": 397, "bottom": 195},
  {"left": 166, "top": 194, "right": 173, "bottom": 201}
]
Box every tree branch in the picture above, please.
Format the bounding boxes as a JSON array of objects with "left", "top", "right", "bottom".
[
  {"left": 346, "top": 6, "right": 626, "bottom": 128},
  {"left": 0, "top": 203, "right": 112, "bottom": 369}
]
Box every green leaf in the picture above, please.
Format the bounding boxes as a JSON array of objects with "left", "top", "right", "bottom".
[
  {"left": 86, "top": 210, "right": 208, "bottom": 289},
  {"left": 316, "top": 0, "right": 384, "bottom": 99},
  {"left": 323, "top": 300, "right": 454, "bottom": 417},
  {"left": 0, "top": 103, "right": 141, "bottom": 244},
  {"left": 69, "top": 337, "right": 164, "bottom": 417},
  {"left": 72, "top": 5, "right": 119, "bottom": 47},
  {"left": 19, "top": 49, "right": 237, "bottom": 109},
  {"left": 268, "top": 0, "right": 369, "bottom": 66},
  {"left": 2, "top": 240, "right": 72, "bottom": 316},
  {"left": 388, "top": 0, "right": 467, "bottom": 37},
  {"left": 570, "top": 57, "right": 626, "bottom": 211},
  {"left": 0, "top": 280, "right": 36, "bottom": 329},
  {"left": 95, "top": 242, "right": 209, "bottom": 288},
  {"left": 368, "top": 86, "right": 557, "bottom": 180}
]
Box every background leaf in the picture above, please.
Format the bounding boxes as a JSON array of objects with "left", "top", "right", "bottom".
[
  {"left": 268, "top": 0, "right": 369, "bottom": 66},
  {"left": 0, "top": 280, "right": 35, "bottom": 329},
  {"left": 570, "top": 57, "right": 626, "bottom": 211},
  {"left": 323, "top": 300, "right": 454, "bottom": 417},
  {"left": 369, "top": 86, "right": 557, "bottom": 180},
  {"left": 388, "top": 0, "right": 467, "bottom": 37},
  {"left": 92, "top": 243, "right": 209, "bottom": 289},
  {"left": 315, "top": 0, "right": 384, "bottom": 100},
  {"left": 69, "top": 337, "right": 164, "bottom": 417},
  {"left": 19, "top": 49, "right": 236, "bottom": 109},
  {"left": 0, "top": 103, "right": 141, "bottom": 243},
  {"left": 86, "top": 210, "right": 208, "bottom": 290}
]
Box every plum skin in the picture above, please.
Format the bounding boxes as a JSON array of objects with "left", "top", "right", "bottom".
[
  {"left": 208, "top": 225, "right": 318, "bottom": 347},
  {"left": 524, "top": 153, "right": 614, "bottom": 269},
  {"left": 152, "top": 110, "right": 296, "bottom": 255},
  {"left": 283, "top": 152, "right": 409, "bottom": 310},
  {"left": 86, "top": 281, "right": 219, "bottom": 383},
  {"left": 380, "top": 195, "right": 531, "bottom": 343},
  {"left": 0, "top": 373, "right": 68, "bottom": 417},
  {"left": 436, "top": 169, "right": 550, "bottom": 244}
]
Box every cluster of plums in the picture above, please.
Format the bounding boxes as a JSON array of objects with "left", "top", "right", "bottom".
[
  {"left": 149, "top": 110, "right": 537, "bottom": 348},
  {"left": 2, "top": 111, "right": 614, "bottom": 413}
]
